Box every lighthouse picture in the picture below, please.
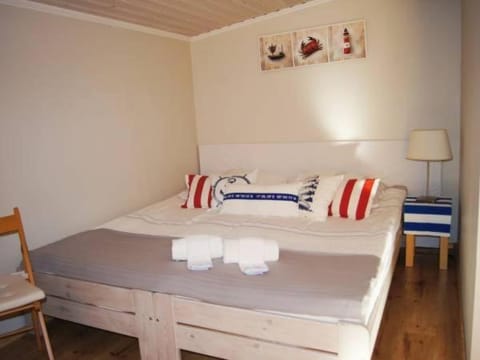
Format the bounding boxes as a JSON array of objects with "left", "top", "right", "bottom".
[
  {"left": 329, "top": 20, "right": 366, "bottom": 62},
  {"left": 343, "top": 28, "right": 351, "bottom": 54}
]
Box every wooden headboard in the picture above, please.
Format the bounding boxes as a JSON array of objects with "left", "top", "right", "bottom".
[{"left": 199, "top": 141, "right": 443, "bottom": 196}]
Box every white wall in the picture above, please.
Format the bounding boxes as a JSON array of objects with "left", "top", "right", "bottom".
[
  {"left": 460, "top": 0, "right": 480, "bottom": 358},
  {"left": 0, "top": 4, "right": 198, "bottom": 275},
  {"left": 191, "top": 0, "right": 461, "bottom": 239},
  {"left": 192, "top": 0, "right": 460, "bottom": 144}
]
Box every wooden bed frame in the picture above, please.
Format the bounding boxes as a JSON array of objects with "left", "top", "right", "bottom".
[
  {"left": 34, "top": 231, "right": 400, "bottom": 360},
  {"left": 35, "top": 142, "right": 411, "bottom": 359}
]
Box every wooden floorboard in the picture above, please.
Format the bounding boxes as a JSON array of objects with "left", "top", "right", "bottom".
[
  {"left": 0, "top": 249, "right": 465, "bottom": 360},
  {"left": 372, "top": 248, "right": 465, "bottom": 360}
]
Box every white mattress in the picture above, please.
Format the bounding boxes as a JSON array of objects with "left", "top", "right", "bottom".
[{"left": 102, "top": 186, "right": 406, "bottom": 324}]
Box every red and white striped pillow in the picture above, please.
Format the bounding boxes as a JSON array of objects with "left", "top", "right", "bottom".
[
  {"left": 329, "top": 178, "right": 380, "bottom": 220},
  {"left": 181, "top": 174, "right": 213, "bottom": 209}
]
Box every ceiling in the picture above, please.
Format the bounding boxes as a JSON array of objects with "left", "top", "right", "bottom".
[{"left": 29, "top": 0, "right": 315, "bottom": 37}]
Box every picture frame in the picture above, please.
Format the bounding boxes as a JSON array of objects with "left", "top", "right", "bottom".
[
  {"left": 259, "top": 19, "right": 367, "bottom": 71},
  {"left": 292, "top": 26, "right": 329, "bottom": 67},
  {"left": 329, "top": 20, "right": 367, "bottom": 62},
  {"left": 259, "top": 33, "right": 294, "bottom": 71}
]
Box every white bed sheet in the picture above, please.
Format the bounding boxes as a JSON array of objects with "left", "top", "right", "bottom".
[
  {"left": 101, "top": 186, "right": 406, "bottom": 324},
  {"left": 102, "top": 187, "right": 405, "bottom": 257}
]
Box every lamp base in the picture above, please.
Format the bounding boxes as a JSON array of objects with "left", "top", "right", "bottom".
[{"left": 417, "top": 195, "right": 438, "bottom": 203}]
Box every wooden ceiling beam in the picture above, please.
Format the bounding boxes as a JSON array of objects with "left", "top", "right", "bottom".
[
  {"left": 29, "top": 0, "right": 204, "bottom": 34},
  {"left": 118, "top": 0, "right": 224, "bottom": 28},
  {"left": 230, "top": 0, "right": 277, "bottom": 15},
  {"left": 28, "top": 0, "right": 314, "bottom": 36},
  {"left": 31, "top": 0, "right": 200, "bottom": 35},
  {"left": 202, "top": 0, "right": 259, "bottom": 19},
  {"left": 151, "top": 0, "right": 238, "bottom": 25}
]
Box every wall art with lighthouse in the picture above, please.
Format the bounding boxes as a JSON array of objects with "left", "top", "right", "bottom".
[
  {"left": 258, "top": 20, "right": 366, "bottom": 71},
  {"left": 328, "top": 20, "right": 366, "bottom": 62}
]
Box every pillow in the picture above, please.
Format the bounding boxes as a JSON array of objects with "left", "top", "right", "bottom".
[
  {"left": 328, "top": 178, "right": 380, "bottom": 220},
  {"left": 181, "top": 174, "right": 212, "bottom": 209},
  {"left": 210, "top": 169, "right": 257, "bottom": 208},
  {"left": 221, "top": 183, "right": 301, "bottom": 217},
  {"left": 342, "top": 173, "right": 385, "bottom": 207},
  {"left": 298, "top": 175, "right": 344, "bottom": 221}
]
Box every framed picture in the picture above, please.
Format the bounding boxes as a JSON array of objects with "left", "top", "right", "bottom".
[
  {"left": 292, "top": 27, "right": 329, "bottom": 67},
  {"left": 259, "top": 19, "right": 367, "bottom": 71},
  {"left": 328, "top": 20, "right": 367, "bottom": 62},
  {"left": 259, "top": 33, "right": 294, "bottom": 71}
]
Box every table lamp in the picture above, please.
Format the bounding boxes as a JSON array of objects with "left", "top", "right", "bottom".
[{"left": 407, "top": 129, "right": 452, "bottom": 202}]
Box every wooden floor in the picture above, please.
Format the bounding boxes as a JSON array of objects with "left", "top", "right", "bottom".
[
  {"left": 372, "top": 249, "right": 465, "bottom": 360},
  {"left": 0, "top": 249, "right": 465, "bottom": 360}
]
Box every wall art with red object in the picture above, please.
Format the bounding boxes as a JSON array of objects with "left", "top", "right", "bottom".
[
  {"left": 329, "top": 21, "right": 367, "bottom": 62},
  {"left": 292, "top": 27, "right": 329, "bottom": 67},
  {"left": 259, "top": 20, "right": 366, "bottom": 71}
]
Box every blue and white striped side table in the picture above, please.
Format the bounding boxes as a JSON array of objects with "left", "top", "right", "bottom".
[{"left": 403, "top": 196, "right": 452, "bottom": 270}]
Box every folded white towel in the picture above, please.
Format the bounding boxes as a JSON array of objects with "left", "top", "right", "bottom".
[
  {"left": 172, "top": 235, "right": 223, "bottom": 271},
  {"left": 172, "top": 235, "right": 223, "bottom": 260},
  {"left": 223, "top": 238, "right": 279, "bottom": 264}
]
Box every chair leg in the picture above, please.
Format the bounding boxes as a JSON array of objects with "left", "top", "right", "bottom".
[
  {"left": 31, "top": 309, "right": 43, "bottom": 351},
  {"left": 37, "top": 309, "right": 55, "bottom": 360}
]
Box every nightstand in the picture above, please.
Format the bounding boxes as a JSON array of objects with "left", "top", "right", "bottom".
[{"left": 403, "top": 196, "right": 452, "bottom": 270}]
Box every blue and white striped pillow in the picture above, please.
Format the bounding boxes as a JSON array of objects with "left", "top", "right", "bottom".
[{"left": 220, "top": 183, "right": 302, "bottom": 217}]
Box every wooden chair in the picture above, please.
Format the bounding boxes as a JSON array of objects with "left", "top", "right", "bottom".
[{"left": 0, "top": 207, "right": 54, "bottom": 359}]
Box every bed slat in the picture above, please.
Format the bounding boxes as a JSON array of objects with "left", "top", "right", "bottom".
[
  {"left": 174, "top": 297, "right": 338, "bottom": 353},
  {"left": 43, "top": 296, "right": 136, "bottom": 337},
  {"left": 175, "top": 324, "right": 338, "bottom": 360},
  {"left": 36, "top": 272, "right": 135, "bottom": 313}
]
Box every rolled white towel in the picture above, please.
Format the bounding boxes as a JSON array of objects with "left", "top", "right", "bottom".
[
  {"left": 172, "top": 235, "right": 223, "bottom": 261},
  {"left": 186, "top": 239, "right": 213, "bottom": 271},
  {"left": 223, "top": 238, "right": 279, "bottom": 264},
  {"left": 224, "top": 238, "right": 278, "bottom": 275},
  {"left": 238, "top": 238, "right": 272, "bottom": 275},
  {"left": 239, "top": 262, "right": 269, "bottom": 276}
]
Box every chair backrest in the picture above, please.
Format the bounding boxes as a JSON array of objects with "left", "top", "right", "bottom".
[{"left": 0, "top": 207, "right": 36, "bottom": 285}]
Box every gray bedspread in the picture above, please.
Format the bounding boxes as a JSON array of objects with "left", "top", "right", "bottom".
[{"left": 30, "top": 229, "right": 380, "bottom": 321}]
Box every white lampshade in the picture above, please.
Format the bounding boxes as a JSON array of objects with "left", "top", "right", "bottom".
[{"left": 407, "top": 129, "right": 452, "bottom": 161}]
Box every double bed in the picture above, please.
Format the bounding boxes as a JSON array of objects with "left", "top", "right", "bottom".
[{"left": 30, "top": 141, "right": 415, "bottom": 360}]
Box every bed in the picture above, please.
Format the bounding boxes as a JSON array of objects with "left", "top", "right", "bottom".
[{"left": 30, "top": 141, "right": 416, "bottom": 360}]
